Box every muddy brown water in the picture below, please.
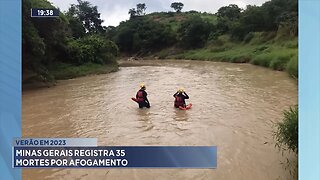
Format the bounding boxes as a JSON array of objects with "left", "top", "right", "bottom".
[{"left": 23, "top": 60, "right": 297, "bottom": 180}]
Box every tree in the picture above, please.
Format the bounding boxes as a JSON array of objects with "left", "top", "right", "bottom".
[
  {"left": 116, "top": 27, "right": 135, "bottom": 52},
  {"left": 67, "top": 0, "right": 104, "bottom": 34},
  {"left": 128, "top": 8, "right": 137, "bottom": 18},
  {"left": 65, "top": 8, "right": 86, "bottom": 38},
  {"left": 277, "top": 12, "right": 298, "bottom": 36},
  {"left": 136, "top": 3, "right": 147, "bottom": 16},
  {"left": 129, "top": 3, "right": 147, "bottom": 18},
  {"left": 178, "top": 16, "right": 213, "bottom": 48},
  {"left": 216, "top": 4, "right": 242, "bottom": 21},
  {"left": 68, "top": 35, "right": 119, "bottom": 65},
  {"left": 23, "top": 0, "right": 120, "bottom": 83},
  {"left": 171, "top": 2, "right": 184, "bottom": 13},
  {"left": 260, "top": 0, "right": 298, "bottom": 31},
  {"left": 115, "top": 18, "right": 176, "bottom": 54},
  {"left": 240, "top": 5, "right": 269, "bottom": 31},
  {"left": 215, "top": 4, "right": 242, "bottom": 35}
]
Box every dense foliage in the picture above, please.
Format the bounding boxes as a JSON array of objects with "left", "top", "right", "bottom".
[
  {"left": 114, "top": 17, "right": 176, "bottom": 54},
  {"left": 113, "top": 0, "right": 297, "bottom": 52},
  {"left": 23, "top": 0, "right": 119, "bottom": 82},
  {"left": 23, "top": 0, "right": 70, "bottom": 81},
  {"left": 223, "top": 0, "right": 298, "bottom": 40},
  {"left": 274, "top": 105, "right": 298, "bottom": 153},
  {"left": 67, "top": 0, "right": 105, "bottom": 34},
  {"left": 177, "top": 16, "right": 213, "bottom": 48},
  {"left": 23, "top": 0, "right": 298, "bottom": 82},
  {"left": 68, "top": 35, "right": 119, "bottom": 65}
]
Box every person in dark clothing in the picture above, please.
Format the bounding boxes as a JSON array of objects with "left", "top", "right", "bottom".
[
  {"left": 135, "top": 84, "right": 150, "bottom": 108},
  {"left": 173, "top": 88, "right": 189, "bottom": 108}
]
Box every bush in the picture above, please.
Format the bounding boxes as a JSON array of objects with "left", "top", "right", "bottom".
[
  {"left": 177, "top": 15, "right": 213, "bottom": 49},
  {"left": 208, "top": 37, "right": 225, "bottom": 46},
  {"left": 230, "top": 56, "right": 251, "bottom": 63},
  {"left": 250, "top": 54, "right": 271, "bottom": 67},
  {"left": 173, "top": 54, "right": 186, "bottom": 59},
  {"left": 286, "top": 55, "right": 298, "bottom": 78},
  {"left": 68, "top": 35, "right": 119, "bottom": 65},
  {"left": 254, "top": 46, "right": 269, "bottom": 52},
  {"left": 50, "top": 62, "right": 118, "bottom": 80},
  {"left": 230, "top": 22, "right": 249, "bottom": 41},
  {"left": 157, "top": 50, "right": 169, "bottom": 59},
  {"left": 285, "top": 40, "right": 298, "bottom": 49},
  {"left": 167, "top": 11, "right": 175, "bottom": 17},
  {"left": 209, "top": 47, "right": 226, "bottom": 52},
  {"left": 115, "top": 18, "right": 177, "bottom": 54},
  {"left": 274, "top": 105, "right": 298, "bottom": 153},
  {"left": 243, "top": 32, "right": 254, "bottom": 43},
  {"left": 269, "top": 54, "right": 291, "bottom": 70},
  {"left": 260, "top": 31, "right": 277, "bottom": 42},
  {"left": 250, "top": 52, "right": 292, "bottom": 70}
]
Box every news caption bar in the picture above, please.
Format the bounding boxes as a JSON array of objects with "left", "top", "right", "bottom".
[{"left": 12, "top": 138, "right": 217, "bottom": 168}]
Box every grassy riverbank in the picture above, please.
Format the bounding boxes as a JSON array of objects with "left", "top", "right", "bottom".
[
  {"left": 49, "top": 62, "right": 119, "bottom": 80},
  {"left": 110, "top": 1, "right": 297, "bottom": 79},
  {"left": 23, "top": 62, "right": 118, "bottom": 90},
  {"left": 154, "top": 34, "right": 298, "bottom": 78}
]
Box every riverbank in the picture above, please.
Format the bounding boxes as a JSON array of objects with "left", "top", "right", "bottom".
[
  {"left": 152, "top": 36, "right": 298, "bottom": 79},
  {"left": 49, "top": 62, "right": 119, "bottom": 80},
  {"left": 23, "top": 62, "right": 119, "bottom": 90}
]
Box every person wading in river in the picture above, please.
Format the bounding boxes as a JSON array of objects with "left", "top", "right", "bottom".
[
  {"left": 133, "top": 83, "right": 150, "bottom": 108},
  {"left": 173, "top": 88, "right": 189, "bottom": 108}
]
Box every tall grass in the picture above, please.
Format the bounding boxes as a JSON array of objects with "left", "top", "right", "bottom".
[
  {"left": 164, "top": 33, "right": 298, "bottom": 78},
  {"left": 274, "top": 105, "right": 298, "bottom": 153},
  {"left": 274, "top": 105, "right": 298, "bottom": 179},
  {"left": 286, "top": 55, "right": 298, "bottom": 78},
  {"left": 251, "top": 51, "right": 294, "bottom": 70},
  {"left": 50, "top": 62, "right": 119, "bottom": 80}
]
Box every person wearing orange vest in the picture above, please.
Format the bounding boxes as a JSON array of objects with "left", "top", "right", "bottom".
[
  {"left": 173, "top": 88, "right": 189, "bottom": 108},
  {"left": 135, "top": 83, "right": 150, "bottom": 108}
]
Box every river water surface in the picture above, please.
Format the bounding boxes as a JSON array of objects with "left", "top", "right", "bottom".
[{"left": 23, "top": 60, "right": 297, "bottom": 180}]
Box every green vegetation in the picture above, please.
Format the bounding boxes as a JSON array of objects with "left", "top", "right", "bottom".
[
  {"left": 108, "top": 0, "right": 297, "bottom": 78},
  {"left": 287, "top": 55, "right": 298, "bottom": 78},
  {"left": 163, "top": 35, "right": 297, "bottom": 77},
  {"left": 177, "top": 16, "right": 213, "bottom": 48},
  {"left": 274, "top": 105, "right": 298, "bottom": 154},
  {"left": 128, "top": 3, "right": 147, "bottom": 18},
  {"left": 67, "top": 35, "right": 119, "bottom": 65},
  {"left": 274, "top": 105, "right": 298, "bottom": 178},
  {"left": 112, "top": 17, "right": 176, "bottom": 55},
  {"left": 23, "top": 0, "right": 119, "bottom": 85},
  {"left": 23, "top": 0, "right": 298, "bottom": 85},
  {"left": 49, "top": 62, "right": 118, "bottom": 80},
  {"left": 171, "top": 2, "right": 184, "bottom": 13}
]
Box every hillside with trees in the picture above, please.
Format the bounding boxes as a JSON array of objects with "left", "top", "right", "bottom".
[
  {"left": 23, "top": 0, "right": 119, "bottom": 86},
  {"left": 109, "top": 0, "right": 298, "bottom": 78},
  {"left": 23, "top": 0, "right": 298, "bottom": 87}
]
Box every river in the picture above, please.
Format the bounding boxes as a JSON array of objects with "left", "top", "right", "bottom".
[{"left": 22, "top": 60, "right": 297, "bottom": 180}]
